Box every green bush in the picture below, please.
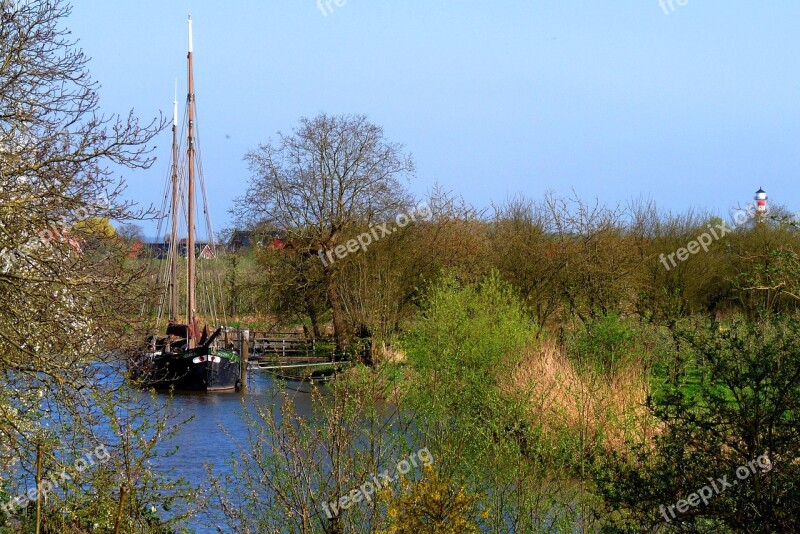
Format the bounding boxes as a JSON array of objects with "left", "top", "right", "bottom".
[
  {"left": 405, "top": 271, "right": 534, "bottom": 438},
  {"left": 564, "top": 312, "right": 644, "bottom": 375},
  {"left": 403, "top": 273, "right": 600, "bottom": 532},
  {"left": 595, "top": 315, "right": 800, "bottom": 532}
]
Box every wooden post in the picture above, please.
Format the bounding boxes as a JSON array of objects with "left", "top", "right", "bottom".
[
  {"left": 35, "top": 442, "right": 42, "bottom": 534},
  {"left": 239, "top": 329, "right": 249, "bottom": 392}
]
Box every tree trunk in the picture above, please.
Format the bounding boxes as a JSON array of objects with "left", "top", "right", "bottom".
[
  {"left": 307, "top": 303, "right": 322, "bottom": 339},
  {"left": 325, "top": 270, "right": 349, "bottom": 351}
]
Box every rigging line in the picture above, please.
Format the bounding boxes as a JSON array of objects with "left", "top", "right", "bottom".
[
  {"left": 214, "top": 259, "right": 229, "bottom": 327},
  {"left": 192, "top": 106, "right": 218, "bottom": 246},
  {"left": 208, "top": 269, "right": 218, "bottom": 327},
  {"left": 152, "top": 239, "right": 169, "bottom": 326},
  {"left": 157, "top": 229, "right": 177, "bottom": 327},
  {"left": 201, "top": 255, "right": 219, "bottom": 327},
  {"left": 154, "top": 256, "right": 170, "bottom": 331},
  {"left": 211, "top": 263, "right": 220, "bottom": 327},
  {"left": 155, "top": 158, "right": 183, "bottom": 327},
  {"left": 197, "top": 173, "right": 227, "bottom": 326},
  {"left": 152, "top": 146, "right": 174, "bottom": 243},
  {"left": 156, "top": 194, "right": 178, "bottom": 325},
  {"left": 207, "top": 270, "right": 217, "bottom": 327},
  {"left": 147, "top": 107, "right": 189, "bottom": 327},
  {"left": 196, "top": 229, "right": 222, "bottom": 326},
  {"left": 195, "top": 156, "right": 214, "bottom": 246},
  {"left": 197, "top": 256, "right": 206, "bottom": 317},
  {"left": 190, "top": 98, "right": 227, "bottom": 326},
  {"left": 152, "top": 187, "right": 169, "bottom": 245},
  {"left": 203, "top": 260, "right": 217, "bottom": 325}
]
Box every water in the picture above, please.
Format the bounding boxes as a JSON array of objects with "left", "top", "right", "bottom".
[{"left": 155, "top": 371, "right": 322, "bottom": 533}]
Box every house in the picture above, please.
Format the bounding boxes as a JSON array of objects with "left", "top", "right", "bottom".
[
  {"left": 199, "top": 243, "right": 215, "bottom": 259},
  {"left": 127, "top": 241, "right": 144, "bottom": 259},
  {"left": 229, "top": 230, "right": 253, "bottom": 252},
  {"left": 142, "top": 239, "right": 217, "bottom": 259},
  {"left": 228, "top": 229, "right": 286, "bottom": 252}
]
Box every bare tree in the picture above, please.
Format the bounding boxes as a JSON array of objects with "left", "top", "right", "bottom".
[
  {"left": 117, "top": 222, "right": 145, "bottom": 243},
  {"left": 0, "top": 1, "right": 169, "bottom": 527},
  {"left": 240, "top": 113, "right": 414, "bottom": 349}
]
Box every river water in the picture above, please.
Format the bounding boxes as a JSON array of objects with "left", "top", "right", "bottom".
[{"left": 155, "top": 371, "right": 321, "bottom": 533}]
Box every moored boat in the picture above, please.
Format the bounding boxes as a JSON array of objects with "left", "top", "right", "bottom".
[{"left": 133, "top": 16, "right": 240, "bottom": 392}]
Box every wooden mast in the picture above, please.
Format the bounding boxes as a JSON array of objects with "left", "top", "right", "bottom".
[
  {"left": 186, "top": 15, "right": 197, "bottom": 348},
  {"left": 169, "top": 83, "right": 179, "bottom": 321}
]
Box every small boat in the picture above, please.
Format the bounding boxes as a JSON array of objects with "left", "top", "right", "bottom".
[{"left": 133, "top": 16, "right": 240, "bottom": 392}]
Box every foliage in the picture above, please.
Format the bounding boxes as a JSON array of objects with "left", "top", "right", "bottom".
[
  {"left": 595, "top": 316, "right": 800, "bottom": 532},
  {"left": 72, "top": 217, "right": 116, "bottom": 239},
  {"left": 733, "top": 244, "right": 800, "bottom": 315},
  {"left": 1, "top": 385, "right": 198, "bottom": 533},
  {"left": 563, "top": 312, "right": 647, "bottom": 375},
  {"left": 378, "top": 466, "right": 483, "bottom": 534},
  {"left": 489, "top": 195, "right": 562, "bottom": 329},
  {"left": 405, "top": 271, "right": 533, "bottom": 443},
  {"left": 404, "top": 273, "right": 603, "bottom": 532},
  {"left": 0, "top": 0, "right": 186, "bottom": 531},
  {"left": 209, "top": 368, "right": 414, "bottom": 534},
  {"left": 238, "top": 113, "right": 414, "bottom": 350},
  {"left": 251, "top": 243, "right": 328, "bottom": 337}
]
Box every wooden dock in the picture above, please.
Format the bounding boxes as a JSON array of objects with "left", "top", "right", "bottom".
[
  {"left": 250, "top": 331, "right": 319, "bottom": 357},
  {"left": 249, "top": 359, "right": 350, "bottom": 381},
  {"left": 220, "top": 329, "right": 348, "bottom": 384}
]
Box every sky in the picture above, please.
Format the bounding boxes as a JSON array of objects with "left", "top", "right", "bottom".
[{"left": 66, "top": 1, "right": 800, "bottom": 238}]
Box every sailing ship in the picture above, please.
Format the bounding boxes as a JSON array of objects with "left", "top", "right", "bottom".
[{"left": 133, "top": 16, "right": 241, "bottom": 392}]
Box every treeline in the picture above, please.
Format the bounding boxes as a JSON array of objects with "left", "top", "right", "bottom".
[{"left": 232, "top": 183, "right": 800, "bottom": 347}]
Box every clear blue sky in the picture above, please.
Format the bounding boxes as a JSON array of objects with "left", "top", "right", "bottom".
[{"left": 67, "top": 1, "right": 800, "bottom": 237}]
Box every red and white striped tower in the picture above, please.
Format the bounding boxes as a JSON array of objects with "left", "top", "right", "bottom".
[{"left": 755, "top": 188, "right": 768, "bottom": 221}]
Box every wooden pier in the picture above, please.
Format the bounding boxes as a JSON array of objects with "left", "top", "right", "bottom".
[
  {"left": 249, "top": 331, "right": 319, "bottom": 357},
  {"left": 222, "top": 329, "right": 348, "bottom": 384}
]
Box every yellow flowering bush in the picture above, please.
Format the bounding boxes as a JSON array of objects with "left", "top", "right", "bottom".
[{"left": 378, "top": 466, "right": 484, "bottom": 534}]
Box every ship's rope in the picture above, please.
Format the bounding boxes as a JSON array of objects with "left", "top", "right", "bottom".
[
  {"left": 144, "top": 89, "right": 232, "bottom": 338},
  {"left": 190, "top": 98, "right": 228, "bottom": 330}
]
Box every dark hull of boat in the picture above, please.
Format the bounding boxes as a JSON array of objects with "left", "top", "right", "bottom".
[{"left": 142, "top": 347, "right": 241, "bottom": 392}]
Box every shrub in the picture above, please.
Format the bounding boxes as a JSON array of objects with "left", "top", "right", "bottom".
[
  {"left": 596, "top": 316, "right": 800, "bottom": 532},
  {"left": 564, "top": 312, "right": 646, "bottom": 375},
  {"left": 378, "top": 466, "right": 483, "bottom": 534},
  {"left": 404, "top": 271, "right": 535, "bottom": 465}
]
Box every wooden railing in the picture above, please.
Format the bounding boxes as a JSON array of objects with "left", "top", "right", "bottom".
[{"left": 216, "top": 329, "right": 345, "bottom": 386}]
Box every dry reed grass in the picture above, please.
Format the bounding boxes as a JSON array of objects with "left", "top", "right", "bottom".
[{"left": 507, "top": 340, "right": 658, "bottom": 454}]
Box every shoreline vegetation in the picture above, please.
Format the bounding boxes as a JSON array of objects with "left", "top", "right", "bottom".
[{"left": 2, "top": 1, "right": 800, "bottom": 532}]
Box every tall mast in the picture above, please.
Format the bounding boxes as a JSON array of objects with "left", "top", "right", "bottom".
[
  {"left": 186, "top": 14, "right": 197, "bottom": 347},
  {"left": 169, "top": 82, "right": 179, "bottom": 321}
]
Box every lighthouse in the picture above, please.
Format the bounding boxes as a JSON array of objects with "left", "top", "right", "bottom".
[{"left": 755, "top": 188, "right": 768, "bottom": 219}]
